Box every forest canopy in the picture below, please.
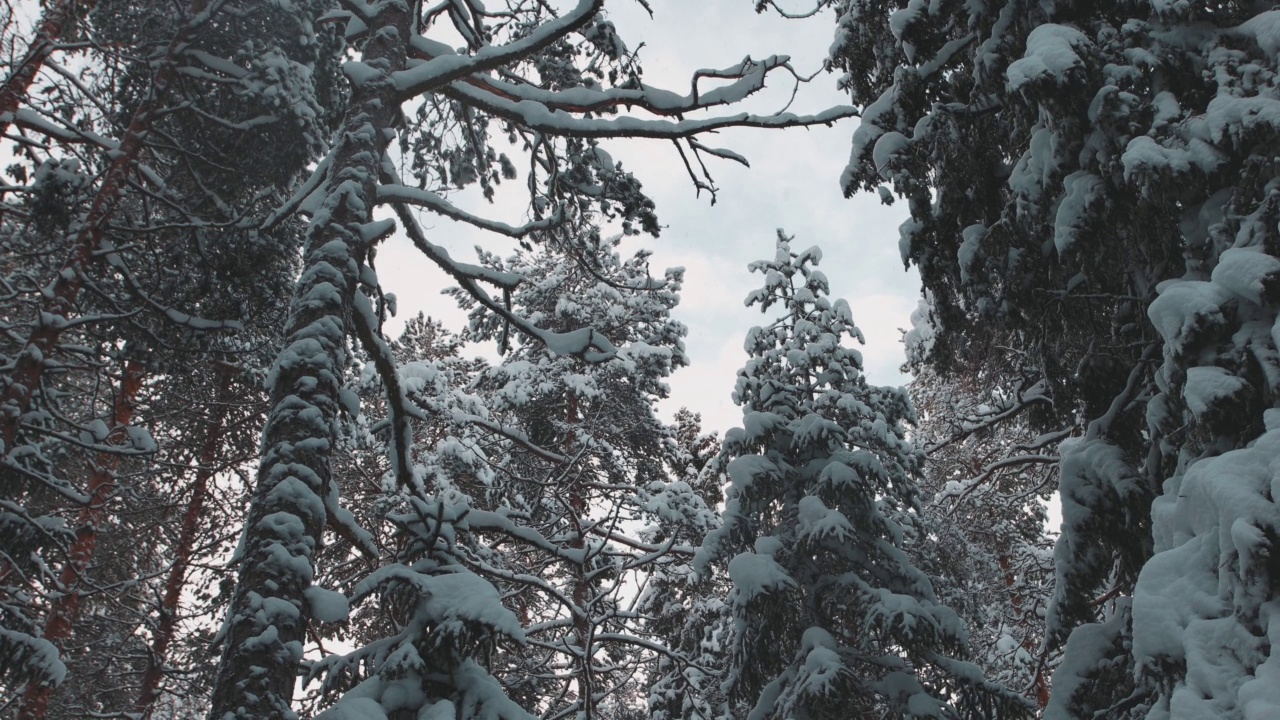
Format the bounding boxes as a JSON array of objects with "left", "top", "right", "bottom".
[{"left": 0, "top": 1, "right": 1278, "bottom": 720}]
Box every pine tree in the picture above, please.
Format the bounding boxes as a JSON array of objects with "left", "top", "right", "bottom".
[
  {"left": 310, "top": 236, "right": 706, "bottom": 719},
  {"left": 696, "top": 232, "right": 1027, "bottom": 719},
  {"left": 641, "top": 408, "right": 730, "bottom": 720},
  {"left": 755, "top": 1, "right": 1280, "bottom": 716},
  {"left": 1, "top": 0, "right": 335, "bottom": 708},
  {"left": 907, "top": 361, "right": 1059, "bottom": 710},
  {"left": 205, "top": 1, "right": 859, "bottom": 715},
  {"left": 457, "top": 240, "right": 695, "bottom": 719}
]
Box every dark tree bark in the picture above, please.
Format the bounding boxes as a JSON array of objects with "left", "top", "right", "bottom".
[
  {"left": 205, "top": 4, "right": 412, "bottom": 716},
  {"left": 0, "top": 0, "right": 205, "bottom": 462}
]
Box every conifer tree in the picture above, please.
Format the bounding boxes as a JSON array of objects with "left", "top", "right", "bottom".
[
  {"left": 312, "top": 236, "right": 708, "bottom": 719},
  {"left": 754, "top": 1, "right": 1280, "bottom": 716},
  {"left": 206, "top": 1, "right": 856, "bottom": 715},
  {"left": 697, "top": 232, "right": 1027, "bottom": 719},
  {"left": 642, "top": 409, "right": 730, "bottom": 720}
]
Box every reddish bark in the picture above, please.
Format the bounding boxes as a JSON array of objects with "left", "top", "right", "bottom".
[
  {"left": 0, "top": 0, "right": 98, "bottom": 139},
  {"left": 1, "top": 0, "right": 204, "bottom": 462},
  {"left": 17, "top": 359, "right": 145, "bottom": 720},
  {"left": 130, "top": 375, "right": 235, "bottom": 719},
  {"left": 997, "top": 551, "right": 1050, "bottom": 710}
]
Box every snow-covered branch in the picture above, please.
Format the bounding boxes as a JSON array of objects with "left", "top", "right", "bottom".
[{"left": 442, "top": 79, "right": 857, "bottom": 139}]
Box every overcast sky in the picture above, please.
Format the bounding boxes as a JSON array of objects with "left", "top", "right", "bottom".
[{"left": 377, "top": 0, "right": 921, "bottom": 435}]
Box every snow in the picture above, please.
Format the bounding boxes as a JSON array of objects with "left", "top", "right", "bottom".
[
  {"left": 1132, "top": 428, "right": 1280, "bottom": 718},
  {"left": 422, "top": 574, "right": 523, "bottom": 640},
  {"left": 957, "top": 224, "right": 985, "bottom": 284},
  {"left": 872, "top": 131, "right": 910, "bottom": 178},
  {"left": 889, "top": 0, "right": 927, "bottom": 41},
  {"left": 1146, "top": 280, "right": 1231, "bottom": 353},
  {"left": 125, "top": 425, "right": 158, "bottom": 453},
  {"left": 0, "top": 628, "right": 67, "bottom": 687},
  {"left": 1239, "top": 11, "right": 1280, "bottom": 57},
  {"left": 1204, "top": 95, "right": 1280, "bottom": 147},
  {"left": 1053, "top": 171, "right": 1103, "bottom": 255},
  {"left": 1008, "top": 125, "right": 1060, "bottom": 208},
  {"left": 342, "top": 60, "right": 383, "bottom": 86},
  {"left": 1007, "top": 24, "right": 1089, "bottom": 91},
  {"left": 352, "top": 565, "right": 525, "bottom": 641},
  {"left": 420, "top": 700, "right": 457, "bottom": 720},
  {"left": 797, "top": 495, "right": 854, "bottom": 543},
  {"left": 1182, "top": 366, "right": 1246, "bottom": 419},
  {"left": 305, "top": 585, "right": 350, "bottom": 623},
  {"left": 728, "top": 551, "right": 795, "bottom": 601},
  {"left": 1045, "top": 602, "right": 1130, "bottom": 720},
  {"left": 1211, "top": 247, "right": 1280, "bottom": 306},
  {"left": 793, "top": 627, "right": 844, "bottom": 698},
  {"left": 316, "top": 696, "right": 387, "bottom": 720},
  {"left": 1122, "top": 136, "right": 1195, "bottom": 183},
  {"left": 903, "top": 297, "right": 936, "bottom": 362}
]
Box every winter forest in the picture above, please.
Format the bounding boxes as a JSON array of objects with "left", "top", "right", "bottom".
[{"left": 1, "top": 0, "right": 1278, "bottom": 718}]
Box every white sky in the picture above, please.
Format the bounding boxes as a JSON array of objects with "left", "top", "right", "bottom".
[{"left": 376, "top": 0, "right": 920, "bottom": 436}]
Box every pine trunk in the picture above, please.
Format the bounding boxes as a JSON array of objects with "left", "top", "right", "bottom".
[
  {"left": 16, "top": 359, "right": 145, "bottom": 720},
  {"left": 997, "top": 551, "right": 1049, "bottom": 709},
  {"left": 0, "top": 0, "right": 98, "bottom": 139},
  {"left": 565, "top": 394, "right": 593, "bottom": 718},
  {"left": 205, "top": 4, "right": 410, "bottom": 716},
  {"left": 131, "top": 374, "right": 235, "bottom": 719},
  {"left": 0, "top": 0, "right": 201, "bottom": 460}
]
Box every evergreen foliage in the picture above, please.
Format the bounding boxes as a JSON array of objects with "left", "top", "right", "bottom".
[
  {"left": 697, "top": 232, "right": 1028, "bottom": 720},
  {"left": 7, "top": 0, "right": 1280, "bottom": 717}
]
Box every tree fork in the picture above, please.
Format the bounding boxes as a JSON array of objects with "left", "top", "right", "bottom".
[
  {"left": 17, "top": 358, "right": 145, "bottom": 720},
  {"left": 205, "top": 3, "right": 411, "bottom": 717}
]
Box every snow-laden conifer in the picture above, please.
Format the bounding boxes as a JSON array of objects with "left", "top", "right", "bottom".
[
  {"left": 797, "top": 2, "right": 1280, "bottom": 716},
  {"left": 697, "top": 232, "right": 1028, "bottom": 719}
]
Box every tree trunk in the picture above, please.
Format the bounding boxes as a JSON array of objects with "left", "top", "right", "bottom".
[
  {"left": 17, "top": 359, "right": 145, "bottom": 720},
  {"left": 997, "top": 551, "right": 1050, "bottom": 710},
  {"left": 0, "top": 0, "right": 202, "bottom": 463},
  {"left": 205, "top": 4, "right": 410, "bottom": 716},
  {"left": 131, "top": 373, "right": 235, "bottom": 719},
  {"left": 564, "top": 394, "right": 593, "bottom": 719},
  {"left": 0, "top": 0, "right": 98, "bottom": 139}
]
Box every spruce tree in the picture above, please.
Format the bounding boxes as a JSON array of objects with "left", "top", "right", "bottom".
[
  {"left": 696, "top": 232, "right": 1027, "bottom": 719},
  {"left": 771, "top": 1, "right": 1280, "bottom": 716}
]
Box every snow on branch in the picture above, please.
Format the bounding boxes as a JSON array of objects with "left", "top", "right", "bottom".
[
  {"left": 4, "top": 108, "right": 117, "bottom": 149},
  {"left": 393, "top": 0, "right": 606, "bottom": 98},
  {"left": 451, "top": 411, "right": 574, "bottom": 465},
  {"left": 924, "top": 378, "right": 1053, "bottom": 455},
  {"left": 376, "top": 183, "right": 562, "bottom": 239},
  {"left": 939, "top": 453, "right": 1060, "bottom": 512},
  {"left": 441, "top": 79, "right": 857, "bottom": 139},
  {"left": 411, "top": 48, "right": 808, "bottom": 118},
  {"left": 389, "top": 197, "right": 617, "bottom": 361}
]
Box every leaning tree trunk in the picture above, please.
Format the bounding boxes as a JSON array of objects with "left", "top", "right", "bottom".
[
  {"left": 205, "top": 4, "right": 411, "bottom": 717},
  {"left": 132, "top": 372, "right": 236, "bottom": 719},
  {"left": 0, "top": 1, "right": 204, "bottom": 461},
  {"left": 17, "top": 359, "right": 145, "bottom": 720},
  {"left": 0, "top": 0, "right": 98, "bottom": 139}
]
